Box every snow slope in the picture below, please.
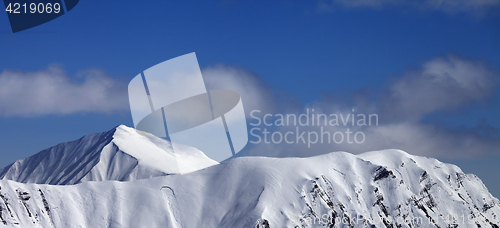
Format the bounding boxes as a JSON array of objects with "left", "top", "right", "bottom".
[
  {"left": 0, "top": 149, "right": 498, "bottom": 227},
  {"left": 0, "top": 125, "right": 218, "bottom": 185}
]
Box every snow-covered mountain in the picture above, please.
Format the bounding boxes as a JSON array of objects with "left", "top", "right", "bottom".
[
  {"left": 0, "top": 125, "right": 218, "bottom": 185},
  {"left": 0, "top": 146, "right": 498, "bottom": 227}
]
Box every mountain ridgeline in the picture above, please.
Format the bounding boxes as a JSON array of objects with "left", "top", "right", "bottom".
[{"left": 0, "top": 126, "right": 498, "bottom": 227}]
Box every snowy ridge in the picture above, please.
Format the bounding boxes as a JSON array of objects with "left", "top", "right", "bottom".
[
  {"left": 0, "top": 125, "right": 218, "bottom": 185},
  {"left": 0, "top": 149, "right": 498, "bottom": 227}
]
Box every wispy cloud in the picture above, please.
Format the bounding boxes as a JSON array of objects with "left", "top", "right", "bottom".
[
  {"left": 0, "top": 65, "right": 128, "bottom": 116},
  {"left": 379, "top": 54, "right": 498, "bottom": 122},
  {"left": 204, "top": 54, "right": 500, "bottom": 159},
  {"left": 318, "top": 0, "right": 500, "bottom": 14},
  {"left": 3, "top": 56, "right": 497, "bottom": 158}
]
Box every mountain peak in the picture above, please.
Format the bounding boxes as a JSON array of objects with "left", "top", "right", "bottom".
[
  {"left": 0, "top": 125, "right": 218, "bottom": 185},
  {"left": 0, "top": 136, "right": 499, "bottom": 227}
]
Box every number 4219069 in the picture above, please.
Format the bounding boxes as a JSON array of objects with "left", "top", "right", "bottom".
[{"left": 5, "top": 2, "right": 61, "bottom": 14}]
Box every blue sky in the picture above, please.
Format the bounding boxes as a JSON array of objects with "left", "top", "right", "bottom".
[{"left": 0, "top": 0, "right": 499, "bottom": 196}]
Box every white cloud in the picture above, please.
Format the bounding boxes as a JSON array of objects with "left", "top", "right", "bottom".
[
  {"left": 4, "top": 57, "right": 496, "bottom": 159},
  {"left": 318, "top": 0, "right": 500, "bottom": 14},
  {"left": 213, "top": 54, "right": 500, "bottom": 159},
  {"left": 244, "top": 121, "right": 500, "bottom": 159},
  {"left": 324, "top": 0, "right": 398, "bottom": 8},
  {"left": 424, "top": 0, "right": 500, "bottom": 13},
  {"left": 379, "top": 54, "right": 497, "bottom": 122},
  {"left": 0, "top": 65, "right": 128, "bottom": 116}
]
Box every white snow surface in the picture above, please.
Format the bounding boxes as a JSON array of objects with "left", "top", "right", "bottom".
[
  {"left": 0, "top": 125, "right": 218, "bottom": 185},
  {"left": 0, "top": 148, "right": 499, "bottom": 227}
]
